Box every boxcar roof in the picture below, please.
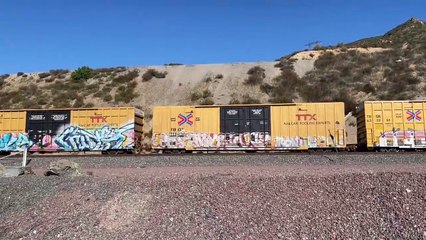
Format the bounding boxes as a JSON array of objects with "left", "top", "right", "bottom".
[
  {"left": 0, "top": 107, "right": 142, "bottom": 112},
  {"left": 153, "top": 102, "right": 344, "bottom": 108}
]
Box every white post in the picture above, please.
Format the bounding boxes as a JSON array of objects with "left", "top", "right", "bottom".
[{"left": 22, "top": 147, "right": 27, "bottom": 167}]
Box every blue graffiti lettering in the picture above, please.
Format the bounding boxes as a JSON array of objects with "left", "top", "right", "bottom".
[
  {"left": 0, "top": 133, "right": 33, "bottom": 151},
  {"left": 54, "top": 123, "right": 134, "bottom": 151}
]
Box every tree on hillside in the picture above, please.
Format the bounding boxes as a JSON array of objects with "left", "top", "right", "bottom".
[{"left": 71, "top": 66, "right": 94, "bottom": 81}]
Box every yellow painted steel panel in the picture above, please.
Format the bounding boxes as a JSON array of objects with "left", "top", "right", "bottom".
[
  {"left": 152, "top": 106, "right": 220, "bottom": 134},
  {"left": 193, "top": 108, "right": 220, "bottom": 133},
  {"left": 153, "top": 106, "right": 194, "bottom": 134},
  {"left": 361, "top": 101, "right": 426, "bottom": 148},
  {"left": 271, "top": 102, "right": 345, "bottom": 149},
  {"left": 0, "top": 111, "right": 27, "bottom": 134},
  {"left": 70, "top": 107, "right": 135, "bottom": 129},
  {"left": 152, "top": 106, "right": 221, "bottom": 150}
]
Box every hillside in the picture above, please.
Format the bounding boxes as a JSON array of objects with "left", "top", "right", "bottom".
[
  {"left": 275, "top": 17, "right": 426, "bottom": 112},
  {"left": 0, "top": 18, "right": 425, "bottom": 134}
]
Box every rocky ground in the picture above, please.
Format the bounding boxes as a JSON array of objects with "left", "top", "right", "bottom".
[{"left": 1, "top": 153, "right": 426, "bottom": 239}]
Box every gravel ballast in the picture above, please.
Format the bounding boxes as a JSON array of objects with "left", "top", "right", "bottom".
[{"left": 0, "top": 153, "right": 425, "bottom": 239}]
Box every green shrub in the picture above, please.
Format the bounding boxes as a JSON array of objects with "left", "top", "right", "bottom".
[
  {"left": 49, "top": 69, "right": 69, "bottom": 76},
  {"left": 202, "top": 89, "right": 212, "bottom": 98},
  {"left": 241, "top": 94, "right": 260, "bottom": 104},
  {"left": 274, "top": 58, "right": 296, "bottom": 71},
  {"left": 313, "top": 44, "right": 326, "bottom": 50},
  {"left": 0, "top": 74, "right": 10, "bottom": 81},
  {"left": 361, "top": 83, "right": 376, "bottom": 93},
  {"left": 245, "top": 66, "right": 266, "bottom": 85},
  {"left": 142, "top": 69, "right": 168, "bottom": 81},
  {"left": 17, "top": 72, "right": 24, "bottom": 76},
  {"left": 73, "top": 96, "right": 85, "bottom": 108},
  {"left": 103, "top": 94, "right": 113, "bottom": 102},
  {"left": 113, "top": 70, "right": 139, "bottom": 84},
  {"left": 84, "top": 103, "right": 95, "bottom": 108},
  {"left": 84, "top": 83, "right": 100, "bottom": 95},
  {"left": 102, "top": 86, "right": 112, "bottom": 93},
  {"left": 229, "top": 98, "right": 240, "bottom": 104},
  {"left": 51, "top": 96, "right": 71, "bottom": 108},
  {"left": 215, "top": 74, "right": 224, "bottom": 79},
  {"left": 93, "top": 91, "right": 103, "bottom": 98},
  {"left": 314, "top": 52, "right": 335, "bottom": 69},
  {"left": 37, "top": 97, "right": 49, "bottom": 106},
  {"left": 114, "top": 84, "right": 139, "bottom": 103},
  {"left": 260, "top": 83, "right": 274, "bottom": 94},
  {"left": 199, "top": 97, "right": 214, "bottom": 105},
  {"left": 93, "top": 67, "right": 122, "bottom": 74},
  {"left": 38, "top": 72, "right": 51, "bottom": 79},
  {"left": 71, "top": 66, "right": 94, "bottom": 81},
  {"left": 269, "top": 69, "right": 299, "bottom": 103},
  {"left": 190, "top": 91, "right": 202, "bottom": 101}
]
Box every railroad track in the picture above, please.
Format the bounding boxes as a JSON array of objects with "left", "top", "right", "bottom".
[{"left": 1, "top": 150, "right": 424, "bottom": 160}]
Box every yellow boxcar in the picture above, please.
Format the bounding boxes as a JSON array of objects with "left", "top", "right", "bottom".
[
  {"left": 357, "top": 100, "right": 426, "bottom": 149},
  {"left": 0, "top": 107, "right": 143, "bottom": 152},
  {"left": 0, "top": 110, "right": 29, "bottom": 151},
  {"left": 271, "top": 102, "right": 345, "bottom": 149},
  {"left": 152, "top": 103, "right": 345, "bottom": 151},
  {"left": 152, "top": 106, "right": 220, "bottom": 150}
]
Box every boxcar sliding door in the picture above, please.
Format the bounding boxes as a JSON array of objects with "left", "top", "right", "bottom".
[
  {"left": 26, "top": 110, "right": 70, "bottom": 151},
  {"left": 220, "top": 106, "right": 271, "bottom": 149}
]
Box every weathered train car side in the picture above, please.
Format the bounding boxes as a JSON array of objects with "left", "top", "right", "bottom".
[
  {"left": 152, "top": 103, "right": 346, "bottom": 151},
  {"left": 357, "top": 100, "right": 426, "bottom": 150},
  {"left": 1, "top": 107, "right": 143, "bottom": 153}
]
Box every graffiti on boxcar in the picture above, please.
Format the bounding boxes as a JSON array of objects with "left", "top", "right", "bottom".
[
  {"left": 0, "top": 133, "right": 32, "bottom": 151},
  {"left": 29, "top": 123, "right": 135, "bottom": 151},
  {"left": 152, "top": 132, "right": 271, "bottom": 149},
  {"left": 55, "top": 123, "right": 135, "bottom": 151},
  {"left": 153, "top": 132, "right": 345, "bottom": 149},
  {"left": 274, "top": 136, "right": 334, "bottom": 148},
  {"left": 378, "top": 129, "right": 426, "bottom": 148}
]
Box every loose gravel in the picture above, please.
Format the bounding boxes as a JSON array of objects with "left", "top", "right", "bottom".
[{"left": 0, "top": 153, "right": 425, "bottom": 239}]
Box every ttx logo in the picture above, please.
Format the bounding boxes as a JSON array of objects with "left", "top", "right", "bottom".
[
  {"left": 90, "top": 113, "right": 108, "bottom": 123},
  {"left": 296, "top": 114, "right": 317, "bottom": 121}
]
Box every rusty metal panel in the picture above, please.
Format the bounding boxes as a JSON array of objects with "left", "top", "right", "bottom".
[
  {"left": 361, "top": 101, "right": 426, "bottom": 149},
  {"left": 271, "top": 102, "right": 346, "bottom": 149}
]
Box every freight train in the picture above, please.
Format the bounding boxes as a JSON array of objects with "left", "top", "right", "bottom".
[
  {"left": 152, "top": 100, "right": 426, "bottom": 152},
  {"left": 1, "top": 100, "right": 426, "bottom": 154}
]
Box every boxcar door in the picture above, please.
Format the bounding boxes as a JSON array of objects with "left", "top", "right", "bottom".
[
  {"left": 220, "top": 106, "right": 271, "bottom": 149},
  {"left": 26, "top": 110, "right": 70, "bottom": 151}
]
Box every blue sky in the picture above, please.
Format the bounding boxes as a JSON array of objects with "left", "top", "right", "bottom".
[{"left": 1, "top": 0, "right": 425, "bottom": 73}]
